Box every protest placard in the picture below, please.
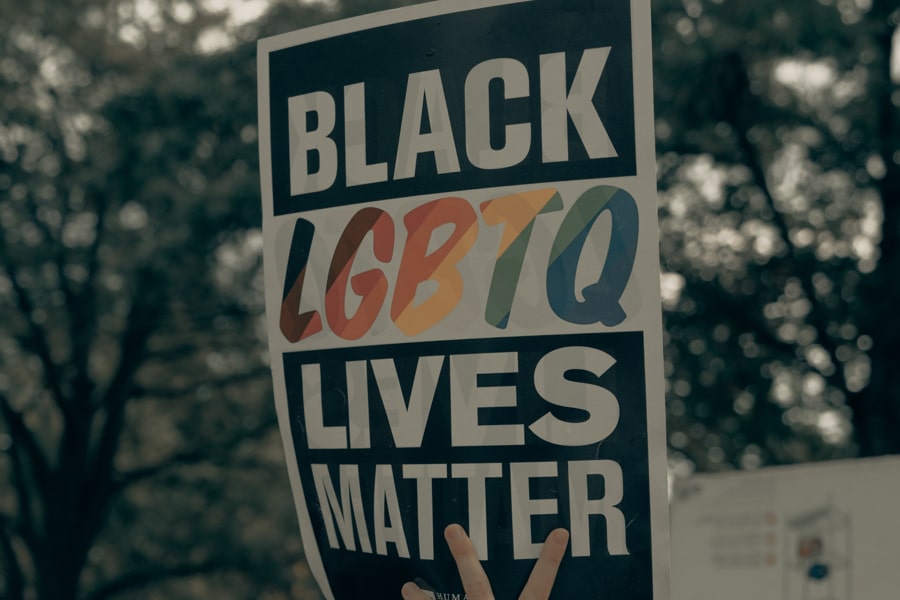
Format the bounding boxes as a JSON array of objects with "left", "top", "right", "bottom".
[{"left": 258, "top": 1, "right": 667, "bottom": 597}]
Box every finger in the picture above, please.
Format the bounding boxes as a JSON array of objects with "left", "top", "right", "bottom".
[
  {"left": 519, "top": 528, "right": 569, "bottom": 600},
  {"left": 401, "top": 582, "right": 432, "bottom": 600},
  {"left": 444, "top": 524, "right": 494, "bottom": 600}
]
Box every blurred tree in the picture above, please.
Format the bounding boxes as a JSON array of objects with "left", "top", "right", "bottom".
[
  {"left": 652, "top": 0, "right": 900, "bottom": 472},
  {"left": 0, "top": 0, "right": 341, "bottom": 598}
]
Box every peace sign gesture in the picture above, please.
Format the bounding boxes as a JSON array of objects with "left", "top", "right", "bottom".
[{"left": 402, "top": 524, "right": 570, "bottom": 600}]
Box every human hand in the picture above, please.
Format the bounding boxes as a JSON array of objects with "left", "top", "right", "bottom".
[{"left": 401, "top": 524, "right": 570, "bottom": 600}]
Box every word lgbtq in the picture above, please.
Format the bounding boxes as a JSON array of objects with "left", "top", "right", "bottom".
[
  {"left": 279, "top": 185, "right": 638, "bottom": 343},
  {"left": 288, "top": 48, "right": 616, "bottom": 195}
]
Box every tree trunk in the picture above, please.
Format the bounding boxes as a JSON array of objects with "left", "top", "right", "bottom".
[{"left": 851, "top": 10, "right": 900, "bottom": 456}]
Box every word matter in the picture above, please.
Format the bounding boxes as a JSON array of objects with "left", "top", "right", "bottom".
[{"left": 310, "top": 459, "right": 629, "bottom": 561}]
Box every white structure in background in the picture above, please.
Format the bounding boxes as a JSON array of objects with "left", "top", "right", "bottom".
[
  {"left": 670, "top": 455, "right": 900, "bottom": 600},
  {"left": 783, "top": 500, "right": 851, "bottom": 600}
]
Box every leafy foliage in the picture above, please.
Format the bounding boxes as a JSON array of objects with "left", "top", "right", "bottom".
[
  {"left": 0, "top": 1, "right": 317, "bottom": 598},
  {"left": 653, "top": 0, "right": 900, "bottom": 472}
]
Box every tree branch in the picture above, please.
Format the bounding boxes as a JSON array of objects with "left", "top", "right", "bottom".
[
  {"left": 724, "top": 51, "right": 852, "bottom": 390},
  {"left": 0, "top": 392, "right": 51, "bottom": 500},
  {"left": 132, "top": 366, "right": 270, "bottom": 401},
  {"left": 68, "top": 199, "right": 108, "bottom": 413},
  {"left": 0, "top": 394, "right": 50, "bottom": 556},
  {"left": 112, "top": 449, "right": 206, "bottom": 490},
  {"left": 0, "top": 522, "right": 24, "bottom": 600},
  {"left": 1, "top": 428, "right": 40, "bottom": 557},
  {"left": 0, "top": 256, "right": 72, "bottom": 419},
  {"left": 112, "top": 414, "right": 278, "bottom": 492},
  {"left": 68, "top": 271, "right": 168, "bottom": 568},
  {"left": 848, "top": 5, "right": 900, "bottom": 455},
  {"left": 82, "top": 559, "right": 237, "bottom": 600},
  {"left": 0, "top": 402, "right": 47, "bottom": 588},
  {"left": 82, "top": 549, "right": 302, "bottom": 600},
  {"left": 677, "top": 273, "right": 798, "bottom": 357},
  {"left": 89, "top": 272, "right": 167, "bottom": 474}
]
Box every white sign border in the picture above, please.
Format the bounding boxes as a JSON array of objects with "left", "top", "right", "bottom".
[{"left": 257, "top": 1, "right": 670, "bottom": 598}]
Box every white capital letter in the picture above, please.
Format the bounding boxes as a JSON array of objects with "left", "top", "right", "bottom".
[
  {"left": 529, "top": 346, "right": 620, "bottom": 446},
  {"left": 371, "top": 356, "right": 443, "bottom": 448},
  {"left": 346, "top": 360, "right": 370, "bottom": 449},
  {"left": 510, "top": 461, "right": 558, "bottom": 559},
  {"left": 373, "top": 464, "right": 410, "bottom": 557},
  {"left": 540, "top": 48, "right": 616, "bottom": 162},
  {"left": 344, "top": 82, "right": 388, "bottom": 186},
  {"left": 288, "top": 91, "right": 338, "bottom": 194},
  {"left": 450, "top": 352, "right": 524, "bottom": 447},
  {"left": 395, "top": 70, "right": 460, "bottom": 179},
  {"left": 452, "top": 463, "right": 503, "bottom": 559},
  {"left": 568, "top": 460, "right": 629, "bottom": 556},
  {"left": 302, "top": 363, "right": 347, "bottom": 449},
  {"left": 311, "top": 464, "right": 372, "bottom": 552},
  {"left": 403, "top": 464, "right": 449, "bottom": 560},
  {"left": 465, "top": 58, "right": 531, "bottom": 169}
]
